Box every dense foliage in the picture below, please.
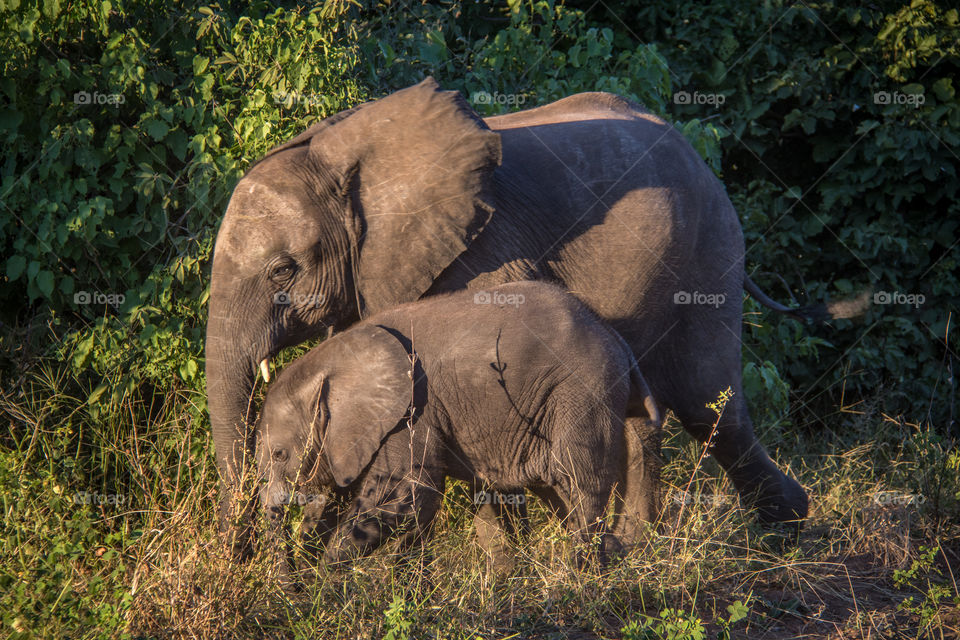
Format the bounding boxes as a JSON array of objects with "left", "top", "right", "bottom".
[{"left": 615, "top": 0, "right": 960, "bottom": 429}]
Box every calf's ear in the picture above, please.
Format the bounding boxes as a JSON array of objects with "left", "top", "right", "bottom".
[{"left": 317, "top": 325, "right": 413, "bottom": 487}]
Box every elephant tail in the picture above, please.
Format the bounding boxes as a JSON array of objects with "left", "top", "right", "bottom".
[
  {"left": 743, "top": 275, "right": 871, "bottom": 323},
  {"left": 627, "top": 362, "right": 662, "bottom": 430},
  {"left": 613, "top": 332, "right": 662, "bottom": 431},
  {"left": 602, "top": 325, "right": 662, "bottom": 428}
]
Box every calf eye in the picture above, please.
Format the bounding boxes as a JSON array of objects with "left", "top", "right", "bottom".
[{"left": 272, "top": 449, "right": 287, "bottom": 462}]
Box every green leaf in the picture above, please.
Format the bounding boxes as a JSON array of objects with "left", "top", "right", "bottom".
[
  {"left": 143, "top": 118, "right": 169, "bottom": 141},
  {"left": 179, "top": 359, "right": 198, "bottom": 381},
  {"left": 166, "top": 129, "right": 189, "bottom": 161},
  {"left": 726, "top": 600, "right": 749, "bottom": 624},
  {"left": 932, "top": 77, "right": 955, "bottom": 102},
  {"left": 35, "top": 270, "right": 54, "bottom": 298},
  {"left": 87, "top": 383, "right": 109, "bottom": 405},
  {"left": 6, "top": 255, "right": 26, "bottom": 281},
  {"left": 0, "top": 108, "right": 23, "bottom": 131},
  {"left": 192, "top": 55, "right": 209, "bottom": 76},
  {"left": 41, "top": 0, "right": 59, "bottom": 19},
  {"left": 902, "top": 83, "right": 924, "bottom": 96},
  {"left": 73, "top": 333, "right": 95, "bottom": 369}
]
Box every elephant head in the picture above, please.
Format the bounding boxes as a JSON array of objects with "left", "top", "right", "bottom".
[
  {"left": 256, "top": 325, "right": 414, "bottom": 516},
  {"left": 206, "top": 78, "right": 501, "bottom": 546}
]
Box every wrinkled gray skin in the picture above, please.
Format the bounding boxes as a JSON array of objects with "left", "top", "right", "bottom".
[
  {"left": 257, "top": 282, "right": 663, "bottom": 567},
  {"left": 207, "top": 77, "right": 809, "bottom": 559}
]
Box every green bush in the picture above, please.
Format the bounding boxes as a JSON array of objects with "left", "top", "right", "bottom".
[{"left": 1, "top": 2, "right": 366, "bottom": 402}]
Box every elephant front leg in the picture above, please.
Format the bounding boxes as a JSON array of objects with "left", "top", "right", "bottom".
[
  {"left": 294, "top": 493, "right": 342, "bottom": 572},
  {"left": 324, "top": 471, "right": 443, "bottom": 566}
]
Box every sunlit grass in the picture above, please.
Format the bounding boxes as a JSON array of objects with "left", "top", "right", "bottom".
[{"left": 1, "top": 359, "right": 957, "bottom": 639}]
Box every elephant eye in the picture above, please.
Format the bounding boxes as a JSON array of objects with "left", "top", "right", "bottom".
[{"left": 272, "top": 449, "right": 288, "bottom": 462}]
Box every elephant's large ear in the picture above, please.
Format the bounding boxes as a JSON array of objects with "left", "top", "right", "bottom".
[
  {"left": 309, "top": 77, "right": 502, "bottom": 314},
  {"left": 318, "top": 325, "right": 413, "bottom": 487}
]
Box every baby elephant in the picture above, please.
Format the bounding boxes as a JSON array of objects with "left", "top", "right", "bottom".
[{"left": 256, "top": 281, "right": 661, "bottom": 567}]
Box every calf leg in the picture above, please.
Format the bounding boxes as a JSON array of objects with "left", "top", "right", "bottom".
[
  {"left": 324, "top": 449, "right": 444, "bottom": 565},
  {"left": 472, "top": 484, "right": 529, "bottom": 574}
]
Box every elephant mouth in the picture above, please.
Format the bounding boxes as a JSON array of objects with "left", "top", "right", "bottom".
[{"left": 257, "top": 325, "right": 336, "bottom": 384}]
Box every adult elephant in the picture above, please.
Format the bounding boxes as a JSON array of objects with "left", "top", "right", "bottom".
[{"left": 206, "top": 77, "right": 810, "bottom": 558}]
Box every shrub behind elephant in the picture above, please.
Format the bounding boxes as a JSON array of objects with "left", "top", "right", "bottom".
[{"left": 256, "top": 281, "right": 662, "bottom": 568}]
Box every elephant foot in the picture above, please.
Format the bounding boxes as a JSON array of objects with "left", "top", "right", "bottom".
[
  {"left": 474, "top": 513, "right": 518, "bottom": 575},
  {"left": 742, "top": 473, "right": 808, "bottom": 539},
  {"left": 580, "top": 533, "right": 625, "bottom": 569}
]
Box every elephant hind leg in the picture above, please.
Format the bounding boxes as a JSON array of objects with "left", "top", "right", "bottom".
[
  {"left": 673, "top": 388, "right": 807, "bottom": 528},
  {"left": 472, "top": 484, "right": 529, "bottom": 574},
  {"left": 543, "top": 448, "right": 622, "bottom": 566},
  {"left": 611, "top": 415, "right": 663, "bottom": 547},
  {"left": 549, "top": 481, "right": 621, "bottom": 566}
]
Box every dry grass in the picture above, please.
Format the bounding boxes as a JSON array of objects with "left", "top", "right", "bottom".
[{"left": 1, "top": 367, "right": 958, "bottom": 639}]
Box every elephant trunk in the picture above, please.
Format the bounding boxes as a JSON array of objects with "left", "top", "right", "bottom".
[
  {"left": 258, "top": 475, "right": 301, "bottom": 584},
  {"left": 205, "top": 304, "right": 262, "bottom": 558}
]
